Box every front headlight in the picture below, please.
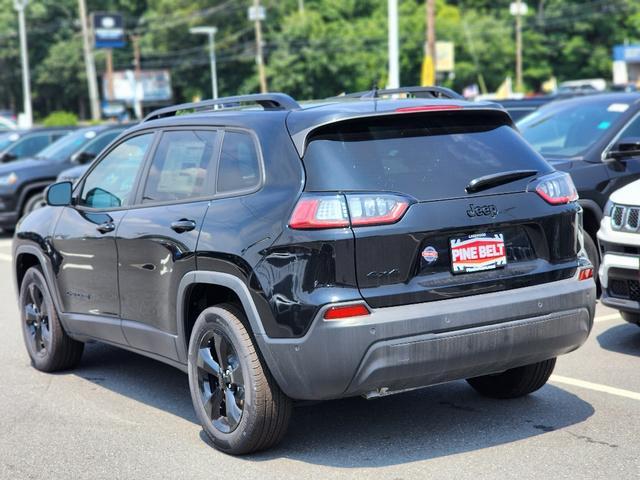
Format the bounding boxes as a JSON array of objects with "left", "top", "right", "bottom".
[{"left": 0, "top": 172, "right": 18, "bottom": 186}]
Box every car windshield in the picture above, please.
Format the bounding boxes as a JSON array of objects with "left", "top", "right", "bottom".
[
  {"left": 517, "top": 98, "right": 630, "bottom": 157},
  {"left": 36, "top": 129, "right": 96, "bottom": 161}
]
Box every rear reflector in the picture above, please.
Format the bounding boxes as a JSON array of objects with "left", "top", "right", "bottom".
[
  {"left": 532, "top": 171, "right": 578, "bottom": 205},
  {"left": 395, "top": 105, "right": 463, "bottom": 113},
  {"left": 289, "top": 193, "right": 411, "bottom": 229},
  {"left": 578, "top": 267, "right": 593, "bottom": 281},
  {"left": 323, "top": 303, "right": 371, "bottom": 320}
]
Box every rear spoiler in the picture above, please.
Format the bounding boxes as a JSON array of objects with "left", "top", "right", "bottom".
[{"left": 289, "top": 106, "right": 511, "bottom": 157}]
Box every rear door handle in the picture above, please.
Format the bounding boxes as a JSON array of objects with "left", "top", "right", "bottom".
[
  {"left": 170, "top": 219, "right": 197, "bottom": 233},
  {"left": 96, "top": 221, "right": 115, "bottom": 234}
]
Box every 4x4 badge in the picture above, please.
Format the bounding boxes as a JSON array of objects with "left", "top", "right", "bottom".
[{"left": 467, "top": 204, "right": 498, "bottom": 218}]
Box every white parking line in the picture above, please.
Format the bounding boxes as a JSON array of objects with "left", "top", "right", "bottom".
[
  {"left": 0, "top": 253, "right": 11, "bottom": 262},
  {"left": 594, "top": 313, "right": 622, "bottom": 323},
  {"left": 551, "top": 375, "right": 640, "bottom": 401}
]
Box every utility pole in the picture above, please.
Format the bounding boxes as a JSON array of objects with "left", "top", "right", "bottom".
[
  {"left": 190, "top": 27, "right": 219, "bottom": 100},
  {"left": 13, "top": 0, "right": 32, "bottom": 127},
  {"left": 387, "top": 0, "right": 399, "bottom": 89},
  {"left": 105, "top": 49, "right": 114, "bottom": 101},
  {"left": 130, "top": 34, "right": 143, "bottom": 119},
  {"left": 252, "top": 0, "right": 268, "bottom": 93},
  {"left": 298, "top": 0, "right": 305, "bottom": 14},
  {"left": 510, "top": 0, "right": 527, "bottom": 93},
  {"left": 78, "top": 0, "right": 101, "bottom": 121},
  {"left": 426, "top": 0, "right": 436, "bottom": 80}
]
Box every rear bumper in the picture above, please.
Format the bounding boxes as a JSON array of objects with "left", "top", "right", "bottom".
[{"left": 257, "top": 277, "right": 596, "bottom": 400}]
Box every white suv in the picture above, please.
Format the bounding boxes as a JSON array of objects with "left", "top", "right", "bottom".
[{"left": 598, "top": 179, "right": 640, "bottom": 326}]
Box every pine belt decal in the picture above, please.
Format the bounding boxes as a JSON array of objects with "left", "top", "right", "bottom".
[{"left": 450, "top": 233, "right": 507, "bottom": 273}]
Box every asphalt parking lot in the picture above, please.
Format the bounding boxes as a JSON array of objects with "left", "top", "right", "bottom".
[{"left": 0, "top": 232, "right": 638, "bottom": 479}]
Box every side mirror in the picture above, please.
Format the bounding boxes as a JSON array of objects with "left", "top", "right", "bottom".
[
  {"left": 71, "top": 151, "right": 96, "bottom": 165},
  {"left": 608, "top": 137, "right": 640, "bottom": 160},
  {"left": 0, "top": 152, "right": 17, "bottom": 163},
  {"left": 46, "top": 181, "right": 73, "bottom": 207}
]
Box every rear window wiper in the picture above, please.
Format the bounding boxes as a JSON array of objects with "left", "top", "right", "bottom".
[{"left": 465, "top": 169, "right": 538, "bottom": 193}]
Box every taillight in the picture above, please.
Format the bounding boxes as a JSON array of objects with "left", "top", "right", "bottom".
[
  {"left": 288, "top": 194, "right": 349, "bottom": 229},
  {"left": 531, "top": 171, "right": 578, "bottom": 205},
  {"left": 289, "top": 193, "right": 410, "bottom": 229},
  {"left": 323, "top": 303, "right": 370, "bottom": 320}
]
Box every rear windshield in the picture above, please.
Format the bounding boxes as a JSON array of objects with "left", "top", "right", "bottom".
[{"left": 303, "top": 111, "right": 552, "bottom": 201}]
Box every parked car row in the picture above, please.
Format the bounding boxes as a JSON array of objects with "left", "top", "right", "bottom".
[{"left": 0, "top": 123, "right": 132, "bottom": 230}]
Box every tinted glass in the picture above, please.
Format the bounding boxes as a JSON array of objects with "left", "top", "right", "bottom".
[
  {"left": 303, "top": 112, "right": 551, "bottom": 201},
  {"left": 37, "top": 128, "right": 98, "bottom": 161},
  {"left": 8, "top": 133, "right": 50, "bottom": 157},
  {"left": 0, "top": 132, "right": 20, "bottom": 151},
  {"left": 518, "top": 98, "right": 630, "bottom": 157},
  {"left": 616, "top": 114, "right": 640, "bottom": 140},
  {"left": 83, "top": 130, "right": 122, "bottom": 156},
  {"left": 217, "top": 131, "right": 260, "bottom": 193},
  {"left": 79, "top": 134, "right": 152, "bottom": 209},
  {"left": 142, "top": 130, "right": 216, "bottom": 203}
]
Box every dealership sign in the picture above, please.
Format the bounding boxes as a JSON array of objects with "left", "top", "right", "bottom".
[
  {"left": 92, "top": 12, "right": 125, "bottom": 49},
  {"left": 103, "top": 70, "right": 173, "bottom": 104}
]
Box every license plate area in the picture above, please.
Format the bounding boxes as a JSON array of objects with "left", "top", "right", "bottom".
[{"left": 450, "top": 233, "right": 507, "bottom": 274}]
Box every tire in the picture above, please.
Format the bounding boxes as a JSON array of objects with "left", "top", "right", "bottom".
[
  {"left": 187, "top": 304, "right": 292, "bottom": 455},
  {"left": 620, "top": 311, "right": 640, "bottom": 326},
  {"left": 22, "top": 192, "right": 46, "bottom": 217},
  {"left": 583, "top": 233, "right": 600, "bottom": 283},
  {"left": 467, "top": 358, "right": 556, "bottom": 399},
  {"left": 19, "top": 267, "right": 84, "bottom": 372}
]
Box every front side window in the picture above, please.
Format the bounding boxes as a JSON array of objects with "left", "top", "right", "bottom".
[
  {"left": 142, "top": 130, "right": 217, "bottom": 203},
  {"left": 217, "top": 131, "right": 260, "bottom": 193},
  {"left": 79, "top": 134, "right": 152, "bottom": 209}
]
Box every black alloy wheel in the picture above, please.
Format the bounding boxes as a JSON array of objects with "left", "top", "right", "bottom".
[
  {"left": 23, "top": 281, "right": 52, "bottom": 357},
  {"left": 196, "top": 329, "right": 245, "bottom": 433}
]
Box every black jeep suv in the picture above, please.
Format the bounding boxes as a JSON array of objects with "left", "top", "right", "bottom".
[{"left": 13, "top": 88, "right": 596, "bottom": 454}]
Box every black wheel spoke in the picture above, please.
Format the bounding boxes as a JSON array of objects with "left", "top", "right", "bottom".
[
  {"left": 202, "top": 384, "right": 224, "bottom": 419},
  {"left": 34, "top": 324, "right": 43, "bottom": 352},
  {"left": 229, "top": 358, "right": 244, "bottom": 388},
  {"left": 28, "top": 283, "right": 38, "bottom": 308},
  {"left": 213, "top": 334, "right": 230, "bottom": 370},
  {"left": 198, "top": 347, "right": 220, "bottom": 376},
  {"left": 224, "top": 389, "right": 242, "bottom": 428}
]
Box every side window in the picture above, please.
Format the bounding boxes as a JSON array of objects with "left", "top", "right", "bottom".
[
  {"left": 10, "top": 134, "right": 49, "bottom": 157},
  {"left": 83, "top": 131, "right": 120, "bottom": 157},
  {"left": 142, "top": 130, "right": 216, "bottom": 203},
  {"left": 217, "top": 131, "right": 260, "bottom": 194},
  {"left": 617, "top": 114, "right": 640, "bottom": 140},
  {"left": 79, "top": 134, "right": 152, "bottom": 209},
  {"left": 51, "top": 132, "right": 69, "bottom": 142}
]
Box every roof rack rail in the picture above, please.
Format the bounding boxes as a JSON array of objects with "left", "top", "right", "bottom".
[
  {"left": 143, "top": 93, "right": 301, "bottom": 122},
  {"left": 337, "top": 85, "right": 464, "bottom": 100}
]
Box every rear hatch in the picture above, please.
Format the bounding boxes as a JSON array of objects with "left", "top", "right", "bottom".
[{"left": 299, "top": 109, "right": 580, "bottom": 308}]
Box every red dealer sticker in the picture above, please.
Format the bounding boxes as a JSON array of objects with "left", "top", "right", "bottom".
[{"left": 450, "top": 233, "right": 507, "bottom": 274}]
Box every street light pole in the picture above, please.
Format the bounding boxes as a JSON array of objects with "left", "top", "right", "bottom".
[
  {"left": 190, "top": 26, "right": 218, "bottom": 100},
  {"left": 13, "top": 0, "right": 32, "bottom": 128},
  {"left": 387, "top": 0, "right": 399, "bottom": 89}
]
